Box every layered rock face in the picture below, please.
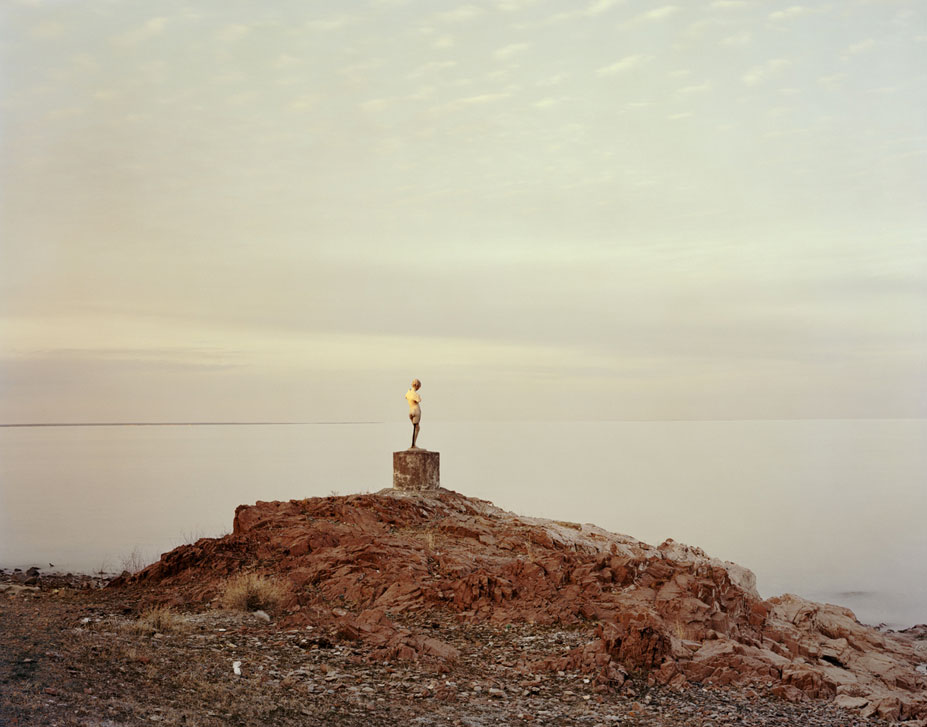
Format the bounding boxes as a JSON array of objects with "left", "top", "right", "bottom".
[{"left": 128, "top": 488, "right": 927, "bottom": 724}]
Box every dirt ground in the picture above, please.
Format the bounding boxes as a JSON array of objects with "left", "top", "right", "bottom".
[{"left": 0, "top": 571, "right": 895, "bottom": 727}]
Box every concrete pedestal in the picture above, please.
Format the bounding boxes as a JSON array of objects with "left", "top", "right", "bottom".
[{"left": 393, "top": 449, "right": 440, "bottom": 491}]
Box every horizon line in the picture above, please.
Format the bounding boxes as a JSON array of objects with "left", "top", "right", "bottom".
[
  {"left": 0, "top": 421, "right": 385, "bottom": 428},
  {"left": 1, "top": 416, "right": 924, "bottom": 428}
]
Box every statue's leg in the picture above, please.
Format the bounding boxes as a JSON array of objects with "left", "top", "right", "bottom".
[{"left": 412, "top": 423, "right": 419, "bottom": 448}]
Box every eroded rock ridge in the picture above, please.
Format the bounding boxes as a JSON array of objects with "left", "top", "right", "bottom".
[{"left": 127, "top": 488, "right": 927, "bottom": 724}]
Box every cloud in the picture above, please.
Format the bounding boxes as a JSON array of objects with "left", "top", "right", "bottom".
[
  {"left": 722, "top": 31, "right": 752, "bottom": 47},
  {"left": 451, "top": 92, "right": 510, "bottom": 105},
  {"left": 70, "top": 53, "right": 99, "bottom": 72},
  {"left": 112, "top": 17, "right": 168, "bottom": 47},
  {"left": 434, "top": 92, "right": 511, "bottom": 112},
  {"left": 30, "top": 21, "right": 65, "bottom": 39},
  {"left": 585, "top": 0, "right": 623, "bottom": 15},
  {"left": 769, "top": 5, "right": 817, "bottom": 21},
  {"left": 676, "top": 82, "right": 712, "bottom": 95},
  {"left": 711, "top": 0, "right": 748, "bottom": 7},
  {"left": 533, "top": 97, "right": 561, "bottom": 108},
  {"left": 497, "top": 0, "right": 542, "bottom": 11},
  {"left": 742, "top": 58, "right": 790, "bottom": 86},
  {"left": 438, "top": 5, "right": 485, "bottom": 22},
  {"left": 360, "top": 97, "right": 394, "bottom": 113},
  {"left": 639, "top": 5, "right": 679, "bottom": 21},
  {"left": 226, "top": 92, "right": 256, "bottom": 107},
  {"left": 433, "top": 35, "right": 455, "bottom": 49},
  {"left": 340, "top": 60, "right": 384, "bottom": 83},
  {"left": 619, "top": 5, "right": 680, "bottom": 29},
  {"left": 289, "top": 94, "right": 317, "bottom": 110},
  {"left": 543, "top": 10, "right": 576, "bottom": 24},
  {"left": 272, "top": 54, "right": 302, "bottom": 70},
  {"left": 305, "top": 16, "right": 355, "bottom": 32},
  {"left": 843, "top": 39, "right": 875, "bottom": 59},
  {"left": 538, "top": 72, "right": 569, "bottom": 86},
  {"left": 596, "top": 55, "right": 648, "bottom": 76},
  {"left": 216, "top": 24, "right": 251, "bottom": 43},
  {"left": 818, "top": 72, "right": 847, "bottom": 88},
  {"left": 494, "top": 42, "right": 529, "bottom": 60},
  {"left": 407, "top": 60, "right": 457, "bottom": 79},
  {"left": 667, "top": 111, "right": 693, "bottom": 120},
  {"left": 140, "top": 17, "right": 168, "bottom": 34},
  {"left": 684, "top": 18, "right": 726, "bottom": 39},
  {"left": 47, "top": 105, "right": 84, "bottom": 121}
]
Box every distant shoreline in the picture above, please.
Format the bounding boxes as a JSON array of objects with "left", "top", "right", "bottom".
[
  {"left": 0, "top": 421, "right": 384, "bottom": 428},
  {"left": 3, "top": 417, "right": 924, "bottom": 427}
]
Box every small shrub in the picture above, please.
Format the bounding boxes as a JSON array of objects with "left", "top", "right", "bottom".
[
  {"left": 219, "top": 572, "right": 289, "bottom": 614},
  {"left": 127, "top": 605, "right": 189, "bottom": 636},
  {"left": 180, "top": 529, "right": 205, "bottom": 545},
  {"left": 177, "top": 528, "right": 229, "bottom": 546},
  {"left": 119, "top": 546, "right": 152, "bottom": 575}
]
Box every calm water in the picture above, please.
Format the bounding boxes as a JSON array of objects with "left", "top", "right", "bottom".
[{"left": 1, "top": 420, "right": 924, "bottom": 628}]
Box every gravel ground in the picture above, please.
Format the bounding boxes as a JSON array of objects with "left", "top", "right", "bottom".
[{"left": 0, "top": 572, "right": 893, "bottom": 727}]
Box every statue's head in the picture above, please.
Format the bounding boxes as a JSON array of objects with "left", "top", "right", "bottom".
[{"left": 411, "top": 378, "right": 421, "bottom": 390}]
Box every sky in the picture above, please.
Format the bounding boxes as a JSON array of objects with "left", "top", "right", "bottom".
[{"left": 1, "top": 0, "right": 925, "bottom": 423}]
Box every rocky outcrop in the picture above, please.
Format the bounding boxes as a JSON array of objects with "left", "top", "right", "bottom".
[{"left": 126, "top": 488, "right": 927, "bottom": 724}]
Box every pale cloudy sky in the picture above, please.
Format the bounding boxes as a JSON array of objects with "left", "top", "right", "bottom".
[{"left": 1, "top": 0, "right": 925, "bottom": 422}]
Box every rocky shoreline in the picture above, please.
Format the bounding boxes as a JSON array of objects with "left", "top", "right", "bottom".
[
  {"left": 0, "top": 570, "right": 903, "bottom": 727},
  {"left": 3, "top": 487, "right": 926, "bottom": 726}
]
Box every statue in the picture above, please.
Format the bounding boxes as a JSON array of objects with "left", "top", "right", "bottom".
[
  {"left": 394, "top": 378, "right": 439, "bottom": 490},
  {"left": 405, "top": 378, "right": 422, "bottom": 449}
]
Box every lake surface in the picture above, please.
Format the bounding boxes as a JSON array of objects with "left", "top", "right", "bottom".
[{"left": 1, "top": 419, "right": 924, "bottom": 628}]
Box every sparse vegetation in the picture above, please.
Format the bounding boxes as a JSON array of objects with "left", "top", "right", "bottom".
[
  {"left": 119, "top": 546, "right": 151, "bottom": 575},
  {"left": 180, "top": 529, "right": 206, "bottom": 545},
  {"left": 178, "top": 528, "right": 230, "bottom": 546},
  {"left": 2, "top": 573, "right": 894, "bottom": 727},
  {"left": 125, "top": 605, "right": 189, "bottom": 636},
  {"left": 219, "top": 572, "right": 289, "bottom": 613}
]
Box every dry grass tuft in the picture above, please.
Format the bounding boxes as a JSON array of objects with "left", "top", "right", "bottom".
[
  {"left": 126, "top": 605, "right": 190, "bottom": 636},
  {"left": 219, "top": 572, "right": 289, "bottom": 614}
]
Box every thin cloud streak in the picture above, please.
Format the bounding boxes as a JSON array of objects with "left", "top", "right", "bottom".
[{"left": 596, "top": 54, "right": 649, "bottom": 75}]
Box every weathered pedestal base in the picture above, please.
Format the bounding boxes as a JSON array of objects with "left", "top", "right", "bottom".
[{"left": 393, "top": 449, "right": 440, "bottom": 491}]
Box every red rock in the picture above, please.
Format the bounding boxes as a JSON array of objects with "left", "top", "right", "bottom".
[{"left": 120, "top": 487, "right": 927, "bottom": 722}]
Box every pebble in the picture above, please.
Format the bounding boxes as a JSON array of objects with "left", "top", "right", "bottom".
[{"left": 0, "top": 570, "right": 914, "bottom": 727}]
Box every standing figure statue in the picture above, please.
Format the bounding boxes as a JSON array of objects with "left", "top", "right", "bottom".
[{"left": 405, "top": 378, "right": 422, "bottom": 449}]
